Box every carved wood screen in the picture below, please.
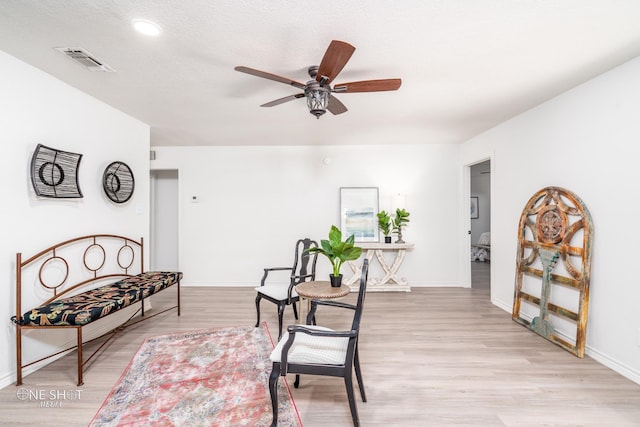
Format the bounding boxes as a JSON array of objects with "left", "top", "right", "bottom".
[{"left": 512, "top": 187, "right": 593, "bottom": 357}]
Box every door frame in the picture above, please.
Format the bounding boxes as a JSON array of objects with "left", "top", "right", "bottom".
[{"left": 462, "top": 157, "right": 492, "bottom": 293}]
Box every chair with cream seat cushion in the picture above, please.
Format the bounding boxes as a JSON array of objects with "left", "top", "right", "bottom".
[
  {"left": 255, "top": 238, "right": 318, "bottom": 339},
  {"left": 271, "top": 324, "right": 349, "bottom": 364},
  {"left": 268, "top": 259, "right": 369, "bottom": 427}
]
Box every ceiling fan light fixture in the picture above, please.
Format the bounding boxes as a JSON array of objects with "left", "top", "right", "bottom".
[
  {"left": 305, "top": 81, "right": 329, "bottom": 119},
  {"left": 234, "top": 40, "right": 401, "bottom": 118}
]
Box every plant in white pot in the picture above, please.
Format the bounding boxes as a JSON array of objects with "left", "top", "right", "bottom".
[
  {"left": 392, "top": 208, "right": 410, "bottom": 244},
  {"left": 377, "top": 210, "right": 392, "bottom": 243},
  {"left": 306, "top": 225, "right": 362, "bottom": 287}
]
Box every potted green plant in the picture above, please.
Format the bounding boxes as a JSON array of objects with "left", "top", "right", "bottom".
[
  {"left": 392, "top": 208, "right": 410, "bottom": 244},
  {"left": 377, "top": 210, "right": 392, "bottom": 243},
  {"left": 306, "top": 225, "right": 363, "bottom": 287}
]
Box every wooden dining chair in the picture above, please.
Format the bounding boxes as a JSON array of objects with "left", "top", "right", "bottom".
[
  {"left": 255, "top": 238, "right": 318, "bottom": 339},
  {"left": 268, "top": 259, "right": 370, "bottom": 427}
]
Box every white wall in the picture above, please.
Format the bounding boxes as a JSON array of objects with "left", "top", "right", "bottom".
[
  {"left": 151, "top": 144, "right": 462, "bottom": 287},
  {"left": 0, "top": 51, "right": 150, "bottom": 387},
  {"left": 461, "top": 56, "right": 640, "bottom": 384}
]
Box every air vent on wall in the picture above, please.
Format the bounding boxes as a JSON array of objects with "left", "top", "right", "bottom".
[{"left": 54, "top": 47, "right": 115, "bottom": 72}]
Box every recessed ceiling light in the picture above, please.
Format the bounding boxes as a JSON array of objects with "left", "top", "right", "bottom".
[{"left": 132, "top": 19, "right": 162, "bottom": 36}]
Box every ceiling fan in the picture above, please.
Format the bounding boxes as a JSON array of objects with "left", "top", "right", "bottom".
[{"left": 234, "top": 40, "right": 402, "bottom": 118}]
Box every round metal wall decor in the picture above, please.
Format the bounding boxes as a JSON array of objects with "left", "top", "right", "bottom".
[{"left": 103, "top": 161, "right": 135, "bottom": 203}]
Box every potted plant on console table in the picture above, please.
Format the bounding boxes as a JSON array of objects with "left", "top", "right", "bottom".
[
  {"left": 377, "top": 210, "right": 392, "bottom": 243},
  {"left": 306, "top": 225, "right": 362, "bottom": 287},
  {"left": 392, "top": 208, "right": 410, "bottom": 244}
]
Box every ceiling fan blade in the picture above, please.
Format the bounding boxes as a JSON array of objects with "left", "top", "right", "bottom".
[
  {"left": 316, "top": 40, "right": 355, "bottom": 84},
  {"left": 333, "top": 78, "right": 402, "bottom": 93},
  {"left": 234, "top": 66, "right": 306, "bottom": 90},
  {"left": 327, "top": 95, "right": 348, "bottom": 115},
  {"left": 260, "top": 93, "right": 305, "bottom": 107}
]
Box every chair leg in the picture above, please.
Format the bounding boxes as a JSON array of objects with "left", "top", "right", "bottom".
[
  {"left": 304, "top": 310, "right": 316, "bottom": 326},
  {"left": 344, "top": 370, "right": 360, "bottom": 427},
  {"left": 294, "top": 374, "right": 300, "bottom": 388},
  {"left": 292, "top": 300, "right": 298, "bottom": 320},
  {"left": 277, "top": 302, "right": 285, "bottom": 340},
  {"left": 255, "top": 294, "right": 262, "bottom": 328},
  {"left": 354, "top": 344, "right": 367, "bottom": 402},
  {"left": 269, "top": 363, "right": 280, "bottom": 427}
]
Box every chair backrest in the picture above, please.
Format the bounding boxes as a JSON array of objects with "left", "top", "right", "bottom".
[
  {"left": 292, "top": 238, "right": 319, "bottom": 284},
  {"left": 350, "top": 259, "right": 369, "bottom": 332}
]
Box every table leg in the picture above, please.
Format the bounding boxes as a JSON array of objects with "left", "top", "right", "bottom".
[
  {"left": 345, "top": 249, "right": 376, "bottom": 286},
  {"left": 375, "top": 249, "right": 408, "bottom": 285},
  {"left": 298, "top": 297, "right": 311, "bottom": 324}
]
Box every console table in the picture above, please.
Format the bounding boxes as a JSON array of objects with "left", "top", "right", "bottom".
[{"left": 345, "top": 242, "right": 414, "bottom": 292}]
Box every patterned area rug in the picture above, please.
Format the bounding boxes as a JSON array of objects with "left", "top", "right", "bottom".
[{"left": 90, "top": 324, "right": 302, "bottom": 426}]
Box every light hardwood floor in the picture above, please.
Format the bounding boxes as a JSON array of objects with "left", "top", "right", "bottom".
[{"left": 2, "top": 263, "right": 639, "bottom": 426}]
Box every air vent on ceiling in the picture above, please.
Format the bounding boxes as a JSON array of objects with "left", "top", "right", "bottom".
[{"left": 54, "top": 47, "right": 115, "bottom": 72}]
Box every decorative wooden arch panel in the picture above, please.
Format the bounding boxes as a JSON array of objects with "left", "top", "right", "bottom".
[{"left": 512, "top": 187, "right": 593, "bottom": 357}]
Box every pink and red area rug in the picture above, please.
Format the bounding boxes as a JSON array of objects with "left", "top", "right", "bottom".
[{"left": 90, "top": 324, "right": 302, "bottom": 426}]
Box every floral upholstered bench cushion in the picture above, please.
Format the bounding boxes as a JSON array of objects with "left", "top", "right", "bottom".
[{"left": 20, "top": 271, "right": 182, "bottom": 327}]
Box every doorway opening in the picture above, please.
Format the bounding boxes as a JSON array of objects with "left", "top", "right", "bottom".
[
  {"left": 150, "top": 169, "right": 179, "bottom": 271},
  {"left": 470, "top": 160, "right": 491, "bottom": 291}
]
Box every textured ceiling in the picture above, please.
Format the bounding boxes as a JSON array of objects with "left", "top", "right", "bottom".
[{"left": 1, "top": 1, "right": 640, "bottom": 147}]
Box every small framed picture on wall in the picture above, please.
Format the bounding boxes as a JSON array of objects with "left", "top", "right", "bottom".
[{"left": 470, "top": 196, "right": 479, "bottom": 219}]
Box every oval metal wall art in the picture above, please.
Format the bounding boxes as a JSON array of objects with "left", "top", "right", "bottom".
[{"left": 103, "top": 161, "right": 135, "bottom": 203}]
